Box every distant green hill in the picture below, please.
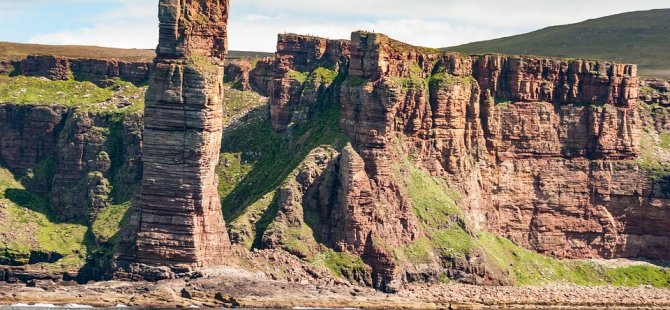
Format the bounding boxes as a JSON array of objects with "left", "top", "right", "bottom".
[{"left": 447, "top": 9, "right": 670, "bottom": 77}]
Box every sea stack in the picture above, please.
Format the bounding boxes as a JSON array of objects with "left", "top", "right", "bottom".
[{"left": 123, "top": 0, "right": 231, "bottom": 277}]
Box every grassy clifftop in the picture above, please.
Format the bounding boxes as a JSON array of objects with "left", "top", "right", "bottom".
[
  {"left": 0, "top": 41, "right": 272, "bottom": 61},
  {"left": 448, "top": 9, "right": 670, "bottom": 77}
]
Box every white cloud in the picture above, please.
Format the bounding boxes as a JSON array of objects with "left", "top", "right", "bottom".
[
  {"left": 27, "top": 0, "right": 158, "bottom": 49},
  {"left": 29, "top": 21, "right": 157, "bottom": 49},
  {"left": 234, "top": 0, "right": 670, "bottom": 29},
  {"left": 21, "top": 0, "right": 670, "bottom": 52},
  {"left": 228, "top": 14, "right": 504, "bottom": 51}
]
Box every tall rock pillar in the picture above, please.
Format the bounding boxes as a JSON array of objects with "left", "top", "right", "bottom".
[{"left": 130, "top": 0, "right": 231, "bottom": 274}]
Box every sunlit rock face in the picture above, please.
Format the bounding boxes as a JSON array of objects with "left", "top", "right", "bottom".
[{"left": 116, "top": 0, "right": 231, "bottom": 279}]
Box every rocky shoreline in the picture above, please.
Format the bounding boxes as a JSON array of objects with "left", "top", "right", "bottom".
[{"left": 1, "top": 266, "right": 669, "bottom": 310}]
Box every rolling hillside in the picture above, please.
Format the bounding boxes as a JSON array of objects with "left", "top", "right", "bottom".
[{"left": 448, "top": 9, "right": 670, "bottom": 77}]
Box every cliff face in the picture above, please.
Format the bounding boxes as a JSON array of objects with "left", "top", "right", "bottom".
[
  {"left": 117, "top": 0, "right": 231, "bottom": 278},
  {"left": 0, "top": 105, "right": 142, "bottom": 223},
  {"left": 0, "top": 105, "right": 67, "bottom": 173},
  {"left": 259, "top": 31, "right": 670, "bottom": 290},
  {"left": 641, "top": 78, "right": 670, "bottom": 107},
  {"left": 224, "top": 57, "right": 274, "bottom": 96},
  {"left": 269, "top": 34, "right": 351, "bottom": 131},
  {"left": 9, "top": 55, "right": 150, "bottom": 87},
  {"left": 342, "top": 31, "right": 668, "bottom": 261},
  {"left": 1, "top": 26, "right": 670, "bottom": 291}
]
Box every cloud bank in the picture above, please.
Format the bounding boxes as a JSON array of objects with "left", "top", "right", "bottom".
[{"left": 9, "top": 0, "right": 669, "bottom": 52}]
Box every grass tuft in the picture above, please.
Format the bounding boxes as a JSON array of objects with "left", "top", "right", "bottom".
[{"left": 312, "top": 249, "right": 371, "bottom": 282}]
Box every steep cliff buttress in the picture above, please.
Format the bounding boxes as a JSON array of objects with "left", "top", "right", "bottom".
[
  {"left": 256, "top": 31, "right": 670, "bottom": 291},
  {"left": 116, "top": 0, "right": 231, "bottom": 278},
  {"left": 338, "top": 31, "right": 670, "bottom": 285}
]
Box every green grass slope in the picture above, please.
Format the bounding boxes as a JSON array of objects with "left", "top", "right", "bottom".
[{"left": 448, "top": 9, "right": 670, "bottom": 77}]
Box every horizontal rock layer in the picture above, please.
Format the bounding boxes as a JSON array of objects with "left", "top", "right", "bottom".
[
  {"left": 8, "top": 55, "right": 150, "bottom": 86},
  {"left": 0, "top": 104, "right": 143, "bottom": 223},
  {"left": 269, "top": 34, "right": 351, "bottom": 131},
  {"left": 120, "top": 0, "right": 231, "bottom": 276},
  {"left": 340, "top": 30, "right": 668, "bottom": 261},
  {"left": 260, "top": 31, "right": 669, "bottom": 289}
]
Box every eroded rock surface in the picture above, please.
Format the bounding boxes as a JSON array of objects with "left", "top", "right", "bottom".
[
  {"left": 259, "top": 31, "right": 670, "bottom": 290},
  {"left": 224, "top": 57, "right": 274, "bottom": 96},
  {"left": 116, "top": 0, "right": 231, "bottom": 278},
  {"left": 9, "top": 55, "right": 150, "bottom": 87},
  {"left": 641, "top": 78, "right": 670, "bottom": 106},
  {"left": 0, "top": 105, "right": 142, "bottom": 223},
  {"left": 339, "top": 31, "right": 668, "bottom": 274},
  {"left": 269, "top": 34, "right": 351, "bottom": 131}
]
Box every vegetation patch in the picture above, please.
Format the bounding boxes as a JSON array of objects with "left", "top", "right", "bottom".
[
  {"left": 226, "top": 191, "right": 276, "bottom": 249},
  {"left": 311, "top": 67, "right": 338, "bottom": 84},
  {"left": 342, "top": 75, "right": 369, "bottom": 87},
  {"left": 0, "top": 167, "right": 87, "bottom": 270},
  {"left": 495, "top": 97, "right": 513, "bottom": 105},
  {"left": 404, "top": 163, "right": 462, "bottom": 223},
  {"left": 20, "top": 155, "right": 56, "bottom": 192},
  {"left": 288, "top": 70, "right": 309, "bottom": 84},
  {"left": 433, "top": 225, "right": 475, "bottom": 258},
  {"left": 398, "top": 238, "right": 433, "bottom": 264},
  {"left": 393, "top": 156, "right": 474, "bottom": 263},
  {"left": 189, "top": 55, "right": 219, "bottom": 74},
  {"left": 269, "top": 223, "right": 318, "bottom": 258},
  {"left": 92, "top": 202, "right": 131, "bottom": 243},
  {"left": 389, "top": 76, "right": 428, "bottom": 91},
  {"left": 428, "top": 73, "right": 474, "bottom": 88},
  {"left": 637, "top": 130, "right": 670, "bottom": 180},
  {"left": 221, "top": 83, "right": 268, "bottom": 125},
  {"left": 0, "top": 75, "right": 111, "bottom": 105},
  {"left": 478, "top": 232, "right": 670, "bottom": 287},
  {"left": 660, "top": 133, "right": 670, "bottom": 149},
  {"left": 0, "top": 76, "right": 145, "bottom": 113},
  {"left": 409, "top": 63, "right": 424, "bottom": 77},
  {"left": 312, "top": 249, "right": 371, "bottom": 283}
]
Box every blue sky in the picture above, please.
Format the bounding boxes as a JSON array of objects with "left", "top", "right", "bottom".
[{"left": 0, "top": 0, "right": 668, "bottom": 52}]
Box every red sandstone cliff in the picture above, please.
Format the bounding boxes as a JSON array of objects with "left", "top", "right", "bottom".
[
  {"left": 260, "top": 31, "right": 670, "bottom": 290},
  {"left": 8, "top": 55, "right": 149, "bottom": 87},
  {"left": 0, "top": 105, "right": 142, "bottom": 223},
  {"left": 116, "top": 0, "right": 232, "bottom": 279},
  {"left": 268, "top": 34, "right": 351, "bottom": 131},
  {"left": 1, "top": 26, "right": 669, "bottom": 292}
]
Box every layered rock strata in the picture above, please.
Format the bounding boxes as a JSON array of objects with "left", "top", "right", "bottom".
[
  {"left": 7, "top": 55, "right": 150, "bottom": 86},
  {"left": 0, "top": 105, "right": 142, "bottom": 222},
  {"left": 262, "top": 31, "right": 670, "bottom": 289},
  {"left": 640, "top": 78, "right": 670, "bottom": 106},
  {"left": 223, "top": 57, "right": 274, "bottom": 96},
  {"left": 117, "top": 0, "right": 231, "bottom": 276},
  {"left": 339, "top": 31, "right": 670, "bottom": 262},
  {"left": 269, "top": 34, "right": 351, "bottom": 131},
  {"left": 249, "top": 57, "right": 274, "bottom": 96}
]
